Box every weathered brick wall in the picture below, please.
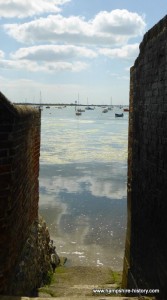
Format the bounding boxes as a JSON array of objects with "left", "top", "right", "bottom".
[
  {"left": 122, "top": 15, "right": 167, "bottom": 299},
  {"left": 0, "top": 92, "right": 40, "bottom": 294}
]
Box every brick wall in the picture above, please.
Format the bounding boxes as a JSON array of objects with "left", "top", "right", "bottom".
[
  {"left": 122, "top": 15, "right": 167, "bottom": 299},
  {"left": 0, "top": 92, "right": 41, "bottom": 294}
]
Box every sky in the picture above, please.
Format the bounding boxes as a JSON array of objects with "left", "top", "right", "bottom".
[{"left": 0, "top": 0, "right": 166, "bottom": 105}]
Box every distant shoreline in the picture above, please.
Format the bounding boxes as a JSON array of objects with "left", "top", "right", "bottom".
[{"left": 14, "top": 103, "right": 128, "bottom": 107}]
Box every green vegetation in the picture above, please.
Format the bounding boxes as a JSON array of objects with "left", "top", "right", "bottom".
[
  {"left": 111, "top": 271, "right": 122, "bottom": 287},
  {"left": 43, "top": 270, "right": 54, "bottom": 285}
]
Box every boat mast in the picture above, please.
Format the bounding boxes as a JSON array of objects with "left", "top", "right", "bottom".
[
  {"left": 78, "top": 93, "right": 79, "bottom": 106},
  {"left": 40, "top": 91, "right": 42, "bottom": 105}
]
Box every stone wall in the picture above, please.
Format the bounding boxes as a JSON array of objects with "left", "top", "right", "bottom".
[
  {"left": 10, "top": 216, "right": 60, "bottom": 296},
  {"left": 122, "top": 15, "right": 167, "bottom": 300},
  {"left": 0, "top": 92, "right": 59, "bottom": 296}
]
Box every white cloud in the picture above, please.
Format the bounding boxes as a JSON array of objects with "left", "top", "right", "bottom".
[
  {"left": 1, "top": 8, "right": 144, "bottom": 80},
  {"left": 92, "top": 9, "right": 145, "bottom": 36},
  {"left": 11, "top": 45, "right": 98, "bottom": 61},
  {"left": 0, "top": 58, "right": 88, "bottom": 73},
  {"left": 4, "top": 9, "right": 146, "bottom": 46},
  {"left": 0, "top": 0, "right": 70, "bottom": 18},
  {"left": 99, "top": 43, "right": 139, "bottom": 60},
  {"left": 40, "top": 174, "right": 127, "bottom": 200},
  {"left": 0, "top": 50, "right": 5, "bottom": 58},
  {"left": 0, "top": 44, "right": 96, "bottom": 73}
]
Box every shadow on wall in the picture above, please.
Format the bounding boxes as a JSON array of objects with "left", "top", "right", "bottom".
[{"left": 122, "top": 15, "right": 167, "bottom": 300}]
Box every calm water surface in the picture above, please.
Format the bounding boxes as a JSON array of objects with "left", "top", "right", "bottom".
[{"left": 39, "top": 106, "right": 128, "bottom": 270}]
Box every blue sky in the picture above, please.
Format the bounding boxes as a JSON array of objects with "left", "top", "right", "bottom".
[{"left": 0, "top": 0, "right": 166, "bottom": 105}]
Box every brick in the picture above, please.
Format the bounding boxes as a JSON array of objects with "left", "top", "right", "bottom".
[
  {"left": 0, "top": 164, "right": 11, "bottom": 173},
  {"left": 124, "top": 15, "right": 167, "bottom": 300},
  {"left": 0, "top": 91, "right": 40, "bottom": 294},
  {"left": 0, "top": 149, "right": 8, "bottom": 157}
]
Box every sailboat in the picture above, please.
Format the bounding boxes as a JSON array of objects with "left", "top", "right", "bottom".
[
  {"left": 85, "top": 97, "right": 94, "bottom": 110},
  {"left": 108, "top": 97, "right": 113, "bottom": 110},
  {"left": 76, "top": 108, "right": 82, "bottom": 116},
  {"left": 102, "top": 107, "right": 108, "bottom": 113},
  {"left": 75, "top": 94, "right": 82, "bottom": 116}
]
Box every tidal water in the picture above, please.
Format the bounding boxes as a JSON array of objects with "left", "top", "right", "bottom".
[{"left": 39, "top": 106, "right": 128, "bottom": 270}]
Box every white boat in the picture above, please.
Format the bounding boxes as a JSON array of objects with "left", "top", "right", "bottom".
[
  {"left": 75, "top": 94, "right": 82, "bottom": 116},
  {"left": 102, "top": 108, "right": 108, "bottom": 113}
]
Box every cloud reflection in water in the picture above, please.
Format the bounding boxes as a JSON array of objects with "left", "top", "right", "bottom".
[
  {"left": 39, "top": 108, "right": 128, "bottom": 269},
  {"left": 39, "top": 162, "right": 127, "bottom": 270}
]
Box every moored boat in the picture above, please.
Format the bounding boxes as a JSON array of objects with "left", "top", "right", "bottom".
[
  {"left": 75, "top": 94, "right": 82, "bottom": 116},
  {"left": 85, "top": 106, "right": 94, "bottom": 110},
  {"left": 115, "top": 113, "right": 124, "bottom": 117},
  {"left": 76, "top": 111, "right": 82, "bottom": 116},
  {"left": 102, "top": 108, "right": 108, "bottom": 113},
  {"left": 77, "top": 108, "right": 85, "bottom": 112},
  {"left": 123, "top": 107, "right": 129, "bottom": 112}
]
